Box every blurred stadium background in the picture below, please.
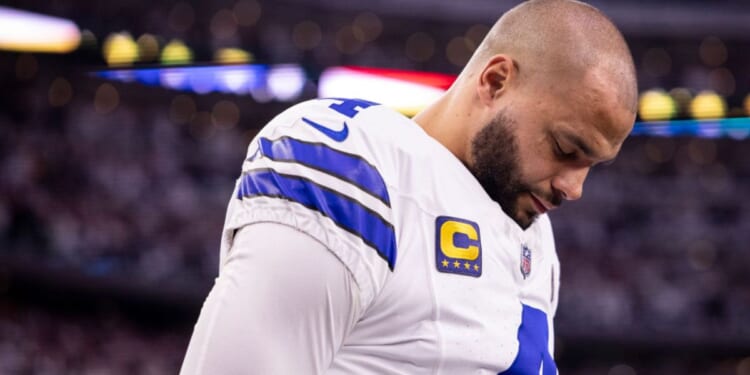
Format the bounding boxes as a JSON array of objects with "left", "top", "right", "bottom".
[{"left": 1, "top": 0, "right": 749, "bottom": 374}]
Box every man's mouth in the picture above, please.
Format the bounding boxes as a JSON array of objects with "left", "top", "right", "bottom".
[{"left": 530, "top": 193, "right": 551, "bottom": 214}]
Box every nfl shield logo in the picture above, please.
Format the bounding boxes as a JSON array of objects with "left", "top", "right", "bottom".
[{"left": 520, "top": 245, "right": 531, "bottom": 279}]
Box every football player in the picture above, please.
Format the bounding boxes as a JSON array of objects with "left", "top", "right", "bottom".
[{"left": 181, "top": 0, "right": 637, "bottom": 373}]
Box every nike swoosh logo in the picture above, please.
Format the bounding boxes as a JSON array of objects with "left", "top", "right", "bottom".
[{"left": 301, "top": 117, "right": 349, "bottom": 142}]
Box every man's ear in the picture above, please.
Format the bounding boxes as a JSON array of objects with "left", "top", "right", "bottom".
[{"left": 477, "top": 54, "right": 515, "bottom": 105}]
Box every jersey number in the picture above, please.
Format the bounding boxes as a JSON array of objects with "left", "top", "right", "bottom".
[
  {"left": 301, "top": 98, "right": 379, "bottom": 142},
  {"left": 498, "top": 304, "right": 556, "bottom": 375},
  {"left": 328, "top": 98, "right": 378, "bottom": 118}
]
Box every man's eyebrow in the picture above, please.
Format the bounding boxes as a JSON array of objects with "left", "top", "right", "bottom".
[{"left": 560, "top": 131, "right": 615, "bottom": 164}]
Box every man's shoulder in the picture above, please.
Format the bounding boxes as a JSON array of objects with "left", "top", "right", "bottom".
[
  {"left": 254, "top": 98, "right": 442, "bottom": 188},
  {"left": 266, "top": 98, "right": 426, "bottom": 147},
  {"left": 229, "top": 98, "right": 409, "bottom": 304}
]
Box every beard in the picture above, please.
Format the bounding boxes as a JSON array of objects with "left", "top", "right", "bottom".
[{"left": 467, "top": 110, "right": 539, "bottom": 229}]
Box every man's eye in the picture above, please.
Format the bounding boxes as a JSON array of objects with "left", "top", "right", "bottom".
[{"left": 554, "top": 140, "right": 575, "bottom": 159}]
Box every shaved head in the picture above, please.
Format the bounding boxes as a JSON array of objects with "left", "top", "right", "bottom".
[{"left": 465, "top": 0, "right": 637, "bottom": 113}]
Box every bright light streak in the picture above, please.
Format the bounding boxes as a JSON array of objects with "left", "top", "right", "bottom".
[
  {"left": 93, "top": 64, "right": 273, "bottom": 96},
  {"left": 632, "top": 117, "right": 750, "bottom": 139},
  {"left": 161, "top": 69, "right": 189, "bottom": 91},
  {"left": 216, "top": 65, "right": 266, "bottom": 94},
  {"left": 0, "top": 6, "right": 81, "bottom": 53},
  {"left": 268, "top": 64, "right": 305, "bottom": 101},
  {"left": 319, "top": 66, "right": 451, "bottom": 116}
]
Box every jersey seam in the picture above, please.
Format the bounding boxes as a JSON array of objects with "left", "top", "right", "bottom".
[
  {"left": 224, "top": 202, "right": 378, "bottom": 312},
  {"left": 387, "top": 187, "right": 447, "bottom": 374},
  {"left": 241, "top": 219, "right": 368, "bottom": 301}
]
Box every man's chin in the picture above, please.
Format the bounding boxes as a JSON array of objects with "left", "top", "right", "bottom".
[
  {"left": 500, "top": 203, "right": 538, "bottom": 230},
  {"left": 513, "top": 210, "right": 538, "bottom": 230}
]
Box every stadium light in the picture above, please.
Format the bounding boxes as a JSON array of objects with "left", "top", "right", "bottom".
[
  {"left": 214, "top": 48, "right": 253, "bottom": 64},
  {"left": 268, "top": 65, "right": 306, "bottom": 101},
  {"left": 690, "top": 91, "right": 727, "bottom": 119},
  {"left": 638, "top": 89, "right": 676, "bottom": 121},
  {"left": 161, "top": 39, "right": 193, "bottom": 65},
  {"left": 0, "top": 6, "right": 80, "bottom": 53},
  {"left": 103, "top": 32, "right": 139, "bottom": 66},
  {"left": 319, "top": 66, "right": 454, "bottom": 116}
]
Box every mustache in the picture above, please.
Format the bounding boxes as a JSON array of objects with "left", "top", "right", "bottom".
[
  {"left": 530, "top": 188, "right": 564, "bottom": 208},
  {"left": 550, "top": 194, "right": 563, "bottom": 208}
]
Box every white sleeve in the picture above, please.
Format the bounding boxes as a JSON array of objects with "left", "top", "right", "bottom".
[{"left": 180, "top": 222, "right": 361, "bottom": 374}]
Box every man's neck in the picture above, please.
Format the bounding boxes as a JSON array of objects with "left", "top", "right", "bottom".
[{"left": 413, "top": 91, "right": 470, "bottom": 164}]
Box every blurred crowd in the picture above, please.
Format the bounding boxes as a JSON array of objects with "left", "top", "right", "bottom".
[
  {"left": 0, "top": 304, "right": 186, "bottom": 375},
  {"left": 0, "top": 77, "right": 254, "bottom": 285},
  {"left": 553, "top": 135, "right": 750, "bottom": 341}
]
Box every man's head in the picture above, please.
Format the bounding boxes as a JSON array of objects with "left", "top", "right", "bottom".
[{"left": 417, "top": 0, "right": 637, "bottom": 229}]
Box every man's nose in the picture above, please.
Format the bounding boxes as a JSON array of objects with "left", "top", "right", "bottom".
[{"left": 552, "top": 167, "right": 590, "bottom": 201}]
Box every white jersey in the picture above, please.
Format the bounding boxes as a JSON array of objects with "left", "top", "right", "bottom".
[{"left": 218, "top": 98, "right": 560, "bottom": 374}]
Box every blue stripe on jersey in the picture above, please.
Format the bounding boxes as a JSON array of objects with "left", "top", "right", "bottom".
[
  {"left": 237, "top": 169, "right": 397, "bottom": 270},
  {"left": 257, "top": 137, "right": 391, "bottom": 206},
  {"left": 499, "top": 304, "right": 556, "bottom": 375}
]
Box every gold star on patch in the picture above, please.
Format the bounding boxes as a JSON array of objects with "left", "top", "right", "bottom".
[
  {"left": 474, "top": 264, "right": 480, "bottom": 272},
  {"left": 441, "top": 259, "right": 449, "bottom": 267},
  {"left": 453, "top": 260, "right": 460, "bottom": 268},
  {"left": 464, "top": 262, "right": 470, "bottom": 269}
]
